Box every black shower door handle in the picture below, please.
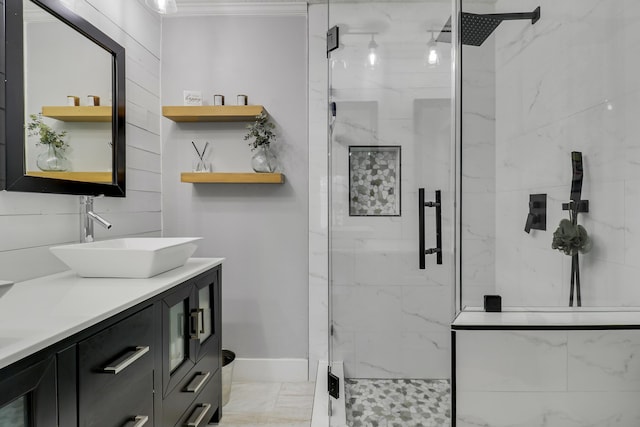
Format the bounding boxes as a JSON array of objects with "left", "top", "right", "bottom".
[{"left": 418, "top": 188, "right": 442, "bottom": 269}]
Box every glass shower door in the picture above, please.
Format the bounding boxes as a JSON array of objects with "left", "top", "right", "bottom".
[{"left": 327, "top": 2, "right": 456, "bottom": 425}]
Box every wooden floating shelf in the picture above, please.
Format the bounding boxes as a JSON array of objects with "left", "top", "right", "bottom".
[
  {"left": 41, "top": 106, "right": 112, "bottom": 122},
  {"left": 26, "top": 171, "right": 112, "bottom": 183},
  {"left": 181, "top": 172, "right": 284, "bottom": 184},
  {"left": 162, "top": 105, "right": 264, "bottom": 122}
]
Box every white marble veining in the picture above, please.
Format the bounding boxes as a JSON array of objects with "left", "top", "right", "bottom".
[
  {"left": 457, "top": 391, "right": 640, "bottom": 427},
  {"left": 457, "top": 330, "right": 568, "bottom": 392},
  {"left": 0, "top": 258, "right": 223, "bottom": 370},
  {"left": 456, "top": 322, "right": 640, "bottom": 426},
  {"left": 462, "top": 0, "right": 640, "bottom": 307},
  {"left": 568, "top": 330, "right": 640, "bottom": 391}
]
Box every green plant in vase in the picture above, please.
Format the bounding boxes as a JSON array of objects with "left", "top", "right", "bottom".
[
  {"left": 27, "top": 113, "right": 70, "bottom": 171},
  {"left": 244, "top": 112, "right": 278, "bottom": 173}
]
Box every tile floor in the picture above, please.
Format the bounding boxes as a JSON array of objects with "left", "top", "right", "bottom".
[
  {"left": 216, "top": 381, "right": 315, "bottom": 427},
  {"left": 345, "top": 379, "right": 450, "bottom": 427}
]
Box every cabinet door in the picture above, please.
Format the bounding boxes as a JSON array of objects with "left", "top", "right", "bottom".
[
  {"left": 162, "top": 283, "right": 197, "bottom": 396},
  {"left": 193, "top": 269, "right": 220, "bottom": 369},
  {"left": 0, "top": 356, "right": 57, "bottom": 427}
]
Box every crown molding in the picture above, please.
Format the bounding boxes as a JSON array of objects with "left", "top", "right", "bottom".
[{"left": 168, "top": 2, "right": 308, "bottom": 17}]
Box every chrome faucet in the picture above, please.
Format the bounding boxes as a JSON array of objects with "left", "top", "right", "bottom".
[{"left": 80, "top": 195, "right": 112, "bottom": 243}]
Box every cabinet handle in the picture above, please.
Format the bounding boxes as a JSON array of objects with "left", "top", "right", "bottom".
[
  {"left": 103, "top": 346, "right": 150, "bottom": 374},
  {"left": 198, "top": 308, "right": 205, "bottom": 334},
  {"left": 184, "top": 403, "right": 211, "bottom": 427},
  {"left": 184, "top": 371, "right": 211, "bottom": 393},
  {"left": 125, "top": 415, "right": 149, "bottom": 427},
  {"left": 189, "top": 310, "right": 200, "bottom": 339}
]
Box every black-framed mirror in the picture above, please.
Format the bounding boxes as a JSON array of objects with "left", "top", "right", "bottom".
[{"left": 4, "top": 0, "right": 125, "bottom": 196}]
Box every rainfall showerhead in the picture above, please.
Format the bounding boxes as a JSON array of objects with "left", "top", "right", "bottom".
[{"left": 437, "top": 6, "right": 540, "bottom": 47}]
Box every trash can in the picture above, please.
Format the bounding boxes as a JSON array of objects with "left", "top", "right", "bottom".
[{"left": 221, "top": 350, "right": 236, "bottom": 407}]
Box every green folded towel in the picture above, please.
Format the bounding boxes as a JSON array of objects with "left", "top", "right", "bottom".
[{"left": 552, "top": 219, "right": 592, "bottom": 256}]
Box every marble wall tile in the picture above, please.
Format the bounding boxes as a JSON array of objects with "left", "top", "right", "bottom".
[
  {"left": 460, "top": 285, "right": 495, "bottom": 309},
  {"left": 354, "top": 331, "right": 405, "bottom": 378},
  {"left": 623, "top": 90, "right": 640, "bottom": 182},
  {"left": 331, "top": 247, "right": 355, "bottom": 287},
  {"left": 624, "top": 179, "right": 640, "bottom": 266},
  {"left": 332, "top": 285, "right": 404, "bottom": 333},
  {"left": 352, "top": 331, "right": 450, "bottom": 379},
  {"left": 460, "top": 192, "right": 495, "bottom": 240},
  {"left": 350, "top": 238, "right": 451, "bottom": 287},
  {"left": 400, "top": 331, "right": 450, "bottom": 379},
  {"left": 568, "top": 330, "right": 640, "bottom": 391},
  {"left": 456, "top": 331, "right": 568, "bottom": 391},
  {"left": 495, "top": 0, "right": 629, "bottom": 133},
  {"left": 496, "top": 240, "right": 565, "bottom": 306},
  {"left": 458, "top": 0, "right": 640, "bottom": 309},
  {"left": 494, "top": 127, "right": 568, "bottom": 193},
  {"left": 332, "top": 325, "right": 356, "bottom": 378},
  {"left": 620, "top": 265, "right": 640, "bottom": 306},
  {"left": 456, "top": 328, "right": 640, "bottom": 425},
  {"left": 401, "top": 286, "right": 453, "bottom": 333},
  {"left": 457, "top": 391, "right": 640, "bottom": 427},
  {"left": 461, "top": 31, "right": 497, "bottom": 309},
  {"left": 579, "top": 180, "right": 625, "bottom": 264}
]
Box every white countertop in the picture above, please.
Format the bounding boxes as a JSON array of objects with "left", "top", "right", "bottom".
[
  {"left": 0, "top": 257, "right": 224, "bottom": 370},
  {"left": 453, "top": 306, "right": 640, "bottom": 328}
]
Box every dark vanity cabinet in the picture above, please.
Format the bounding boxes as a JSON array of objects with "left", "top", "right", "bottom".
[
  {"left": 0, "top": 265, "right": 222, "bottom": 427},
  {"left": 162, "top": 268, "right": 222, "bottom": 427},
  {"left": 0, "top": 356, "right": 57, "bottom": 427}
]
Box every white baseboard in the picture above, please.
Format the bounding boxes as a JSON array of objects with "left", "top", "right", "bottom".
[
  {"left": 311, "top": 361, "right": 347, "bottom": 427},
  {"left": 233, "top": 358, "right": 308, "bottom": 382}
]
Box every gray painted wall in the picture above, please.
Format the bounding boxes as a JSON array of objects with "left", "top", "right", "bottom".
[{"left": 161, "top": 15, "right": 309, "bottom": 359}]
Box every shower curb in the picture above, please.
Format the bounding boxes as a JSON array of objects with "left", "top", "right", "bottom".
[{"left": 311, "top": 361, "right": 347, "bottom": 427}]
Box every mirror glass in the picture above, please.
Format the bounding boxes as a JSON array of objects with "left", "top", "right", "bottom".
[
  {"left": 23, "top": 0, "right": 113, "bottom": 182},
  {"left": 5, "top": 0, "right": 126, "bottom": 196}
]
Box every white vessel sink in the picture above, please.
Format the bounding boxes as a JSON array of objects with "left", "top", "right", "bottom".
[{"left": 50, "top": 237, "right": 202, "bottom": 278}]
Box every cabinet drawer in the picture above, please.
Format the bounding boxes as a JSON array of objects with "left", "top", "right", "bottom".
[
  {"left": 80, "top": 371, "right": 154, "bottom": 427},
  {"left": 78, "top": 306, "right": 155, "bottom": 425},
  {"left": 173, "top": 369, "right": 221, "bottom": 427},
  {"left": 163, "top": 352, "right": 220, "bottom": 427}
]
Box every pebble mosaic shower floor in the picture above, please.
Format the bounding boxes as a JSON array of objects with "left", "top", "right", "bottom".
[{"left": 345, "top": 379, "right": 450, "bottom": 427}]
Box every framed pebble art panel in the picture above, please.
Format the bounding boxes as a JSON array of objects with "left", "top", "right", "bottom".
[{"left": 348, "top": 146, "right": 401, "bottom": 216}]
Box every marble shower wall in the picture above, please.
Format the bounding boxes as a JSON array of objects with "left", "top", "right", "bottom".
[
  {"left": 456, "top": 329, "right": 640, "bottom": 426},
  {"left": 462, "top": 0, "right": 640, "bottom": 307},
  {"left": 325, "top": 1, "right": 454, "bottom": 379},
  {"left": 460, "top": 0, "right": 497, "bottom": 308}
]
